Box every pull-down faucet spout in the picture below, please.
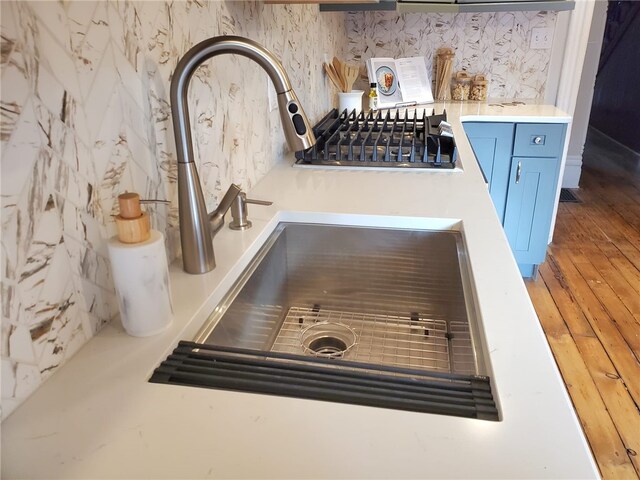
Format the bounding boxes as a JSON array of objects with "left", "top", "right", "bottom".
[{"left": 170, "top": 36, "right": 316, "bottom": 274}]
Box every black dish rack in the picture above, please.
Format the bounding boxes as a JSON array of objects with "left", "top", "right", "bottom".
[{"left": 295, "top": 108, "right": 458, "bottom": 168}]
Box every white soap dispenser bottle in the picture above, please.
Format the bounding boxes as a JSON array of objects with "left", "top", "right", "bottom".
[{"left": 107, "top": 193, "right": 174, "bottom": 337}]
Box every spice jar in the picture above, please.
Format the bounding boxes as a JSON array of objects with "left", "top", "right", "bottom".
[
  {"left": 470, "top": 74, "right": 488, "bottom": 101},
  {"left": 451, "top": 71, "right": 472, "bottom": 101}
]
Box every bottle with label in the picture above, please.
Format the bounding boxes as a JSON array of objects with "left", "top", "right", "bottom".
[{"left": 368, "top": 82, "right": 378, "bottom": 112}]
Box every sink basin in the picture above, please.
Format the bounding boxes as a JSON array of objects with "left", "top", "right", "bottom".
[{"left": 151, "top": 223, "right": 498, "bottom": 420}]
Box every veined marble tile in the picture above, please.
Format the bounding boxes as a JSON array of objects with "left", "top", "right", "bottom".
[
  {"left": 136, "top": 1, "right": 163, "bottom": 47},
  {"left": 0, "top": 49, "right": 29, "bottom": 143},
  {"left": 1, "top": 0, "right": 347, "bottom": 418},
  {"left": 79, "top": 210, "right": 108, "bottom": 256},
  {"left": 1, "top": 2, "right": 19, "bottom": 43},
  {"left": 112, "top": 42, "right": 146, "bottom": 112},
  {"left": 8, "top": 324, "right": 35, "bottom": 364},
  {"left": 1, "top": 206, "right": 19, "bottom": 283},
  {"left": 65, "top": 1, "right": 99, "bottom": 39},
  {"left": 1, "top": 32, "right": 15, "bottom": 67},
  {"left": 60, "top": 232, "right": 87, "bottom": 280},
  {"left": 1, "top": 312, "right": 10, "bottom": 356},
  {"left": 74, "top": 11, "right": 113, "bottom": 102},
  {"left": 145, "top": 69, "right": 172, "bottom": 156},
  {"left": 91, "top": 91, "right": 125, "bottom": 182},
  {"left": 35, "top": 17, "right": 83, "bottom": 102},
  {"left": 119, "top": 87, "right": 148, "bottom": 150},
  {"left": 346, "top": 10, "right": 555, "bottom": 100},
  {"left": 98, "top": 138, "right": 134, "bottom": 219},
  {"left": 10, "top": 148, "right": 55, "bottom": 280},
  {"left": 61, "top": 130, "right": 98, "bottom": 185},
  {"left": 35, "top": 60, "right": 66, "bottom": 125},
  {"left": 1, "top": 100, "right": 41, "bottom": 204},
  {"left": 59, "top": 89, "right": 92, "bottom": 152},
  {"left": 36, "top": 281, "right": 78, "bottom": 380},
  {"left": 56, "top": 300, "right": 87, "bottom": 363},
  {"left": 124, "top": 125, "right": 155, "bottom": 180},
  {"left": 13, "top": 2, "right": 39, "bottom": 80},
  {"left": 83, "top": 46, "right": 120, "bottom": 142},
  {"left": 38, "top": 239, "right": 74, "bottom": 308},
  {"left": 457, "top": 13, "right": 496, "bottom": 75},
  {"left": 31, "top": 0, "right": 72, "bottom": 52},
  {"left": 114, "top": 1, "right": 143, "bottom": 71},
  {"left": 51, "top": 157, "right": 88, "bottom": 221},
  {"left": 70, "top": 2, "right": 108, "bottom": 67},
  {"left": 16, "top": 195, "right": 62, "bottom": 311},
  {"left": 33, "top": 100, "right": 68, "bottom": 161},
  {"left": 77, "top": 276, "right": 117, "bottom": 333}
]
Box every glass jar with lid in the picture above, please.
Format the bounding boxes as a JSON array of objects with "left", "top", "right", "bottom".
[
  {"left": 470, "top": 74, "right": 488, "bottom": 101},
  {"left": 451, "top": 71, "right": 472, "bottom": 101}
]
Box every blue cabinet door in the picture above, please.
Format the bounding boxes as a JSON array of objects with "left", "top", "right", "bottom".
[
  {"left": 463, "top": 123, "right": 514, "bottom": 223},
  {"left": 503, "top": 156, "right": 559, "bottom": 274}
]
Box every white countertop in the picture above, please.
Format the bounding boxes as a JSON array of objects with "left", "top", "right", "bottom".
[{"left": 2, "top": 102, "right": 598, "bottom": 479}]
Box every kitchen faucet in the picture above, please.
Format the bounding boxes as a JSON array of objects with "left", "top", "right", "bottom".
[{"left": 170, "top": 36, "right": 316, "bottom": 274}]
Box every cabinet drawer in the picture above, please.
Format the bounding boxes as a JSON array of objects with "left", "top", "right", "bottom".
[{"left": 513, "top": 123, "right": 566, "bottom": 158}]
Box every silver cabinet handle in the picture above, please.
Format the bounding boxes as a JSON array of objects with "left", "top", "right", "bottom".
[{"left": 516, "top": 161, "right": 522, "bottom": 184}]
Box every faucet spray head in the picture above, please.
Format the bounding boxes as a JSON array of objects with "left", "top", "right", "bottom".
[{"left": 277, "top": 89, "right": 316, "bottom": 152}]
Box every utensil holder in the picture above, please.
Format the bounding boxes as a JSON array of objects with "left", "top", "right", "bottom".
[{"left": 338, "top": 90, "right": 364, "bottom": 114}]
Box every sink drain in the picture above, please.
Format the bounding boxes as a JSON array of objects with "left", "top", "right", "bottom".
[
  {"left": 309, "top": 337, "right": 348, "bottom": 355},
  {"left": 300, "top": 321, "right": 357, "bottom": 358}
]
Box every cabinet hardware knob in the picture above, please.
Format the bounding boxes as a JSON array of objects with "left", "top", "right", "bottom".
[{"left": 533, "top": 136, "right": 544, "bottom": 145}]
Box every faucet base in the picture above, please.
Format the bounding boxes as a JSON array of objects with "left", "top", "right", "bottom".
[
  {"left": 229, "top": 219, "right": 252, "bottom": 231},
  {"left": 178, "top": 162, "right": 216, "bottom": 274}
]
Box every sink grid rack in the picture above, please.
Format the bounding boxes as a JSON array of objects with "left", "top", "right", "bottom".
[{"left": 270, "top": 305, "right": 476, "bottom": 376}]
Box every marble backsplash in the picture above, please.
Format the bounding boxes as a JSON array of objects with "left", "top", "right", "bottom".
[
  {"left": 346, "top": 10, "right": 557, "bottom": 99},
  {"left": 0, "top": 0, "right": 346, "bottom": 419},
  {"left": 1, "top": 1, "right": 556, "bottom": 420}
]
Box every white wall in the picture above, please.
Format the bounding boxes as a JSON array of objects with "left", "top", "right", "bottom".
[{"left": 562, "top": 0, "right": 607, "bottom": 188}]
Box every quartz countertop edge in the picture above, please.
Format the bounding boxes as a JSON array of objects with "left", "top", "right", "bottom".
[{"left": 1, "top": 102, "right": 597, "bottom": 479}]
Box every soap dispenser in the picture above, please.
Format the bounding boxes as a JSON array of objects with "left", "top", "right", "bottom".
[{"left": 107, "top": 193, "right": 174, "bottom": 337}]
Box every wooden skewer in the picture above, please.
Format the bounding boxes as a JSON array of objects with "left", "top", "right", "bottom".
[
  {"left": 333, "top": 56, "right": 346, "bottom": 91},
  {"left": 324, "top": 62, "right": 344, "bottom": 92}
]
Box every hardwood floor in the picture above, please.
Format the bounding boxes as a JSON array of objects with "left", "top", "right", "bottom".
[{"left": 526, "top": 128, "right": 640, "bottom": 480}]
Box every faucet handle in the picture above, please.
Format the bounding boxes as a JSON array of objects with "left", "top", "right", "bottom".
[
  {"left": 229, "top": 192, "right": 273, "bottom": 231},
  {"left": 208, "top": 183, "right": 242, "bottom": 235}
]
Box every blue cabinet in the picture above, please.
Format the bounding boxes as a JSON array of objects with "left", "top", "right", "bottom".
[
  {"left": 463, "top": 122, "right": 566, "bottom": 277},
  {"left": 463, "top": 123, "right": 514, "bottom": 223},
  {"left": 503, "top": 157, "right": 559, "bottom": 277}
]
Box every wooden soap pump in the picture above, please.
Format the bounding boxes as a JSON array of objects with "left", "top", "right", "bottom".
[{"left": 115, "top": 192, "right": 151, "bottom": 244}]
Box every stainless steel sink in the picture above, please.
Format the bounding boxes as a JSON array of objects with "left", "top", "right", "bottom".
[
  {"left": 196, "top": 223, "right": 488, "bottom": 377},
  {"left": 152, "top": 223, "right": 498, "bottom": 420}
]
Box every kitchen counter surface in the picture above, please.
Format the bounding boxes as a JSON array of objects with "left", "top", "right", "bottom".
[{"left": 2, "top": 102, "right": 597, "bottom": 479}]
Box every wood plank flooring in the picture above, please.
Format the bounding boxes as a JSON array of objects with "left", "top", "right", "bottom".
[{"left": 526, "top": 128, "right": 640, "bottom": 480}]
